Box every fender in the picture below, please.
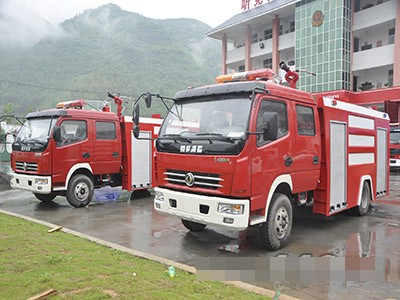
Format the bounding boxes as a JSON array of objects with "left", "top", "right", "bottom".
[
  {"left": 356, "top": 175, "right": 374, "bottom": 206},
  {"left": 250, "top": 174, "right": 293, "bottom": 226},
  {"left": 52, "top": 163, "right": 93, "bottom": 191}
]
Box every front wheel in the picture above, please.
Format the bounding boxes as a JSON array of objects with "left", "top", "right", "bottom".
[
  {"left": 260, "top": 193, "right": 293, "bottom": 251},
  {"left": 66, "top": 174, "right": 94, "bottom": 208},
  {"left": 351, "top": 182, "right": 370, "bottom": 216},
  {"left": 34, "top": 192, "right": 57, "bottom": 202},
  {"left": 181, "top": 219, "right": 207, "bottom": 232}
]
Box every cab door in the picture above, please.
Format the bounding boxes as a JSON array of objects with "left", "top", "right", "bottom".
[
  {"left": 92, "top": 120, "right": 122, "bottom": 175},
  {"left": 250, "top": 97, "right": 295, "bottom": 212},
  {"left": 52, "top": 119, "right": 93, "bottom": 185},
  {"left": 292, "top": 104, "right": 320, "bottom": 192}
]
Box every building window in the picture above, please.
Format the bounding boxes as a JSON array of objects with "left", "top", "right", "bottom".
[
  {"left": 263, "top": 58, "right": 272, "bottom": 69},
  {"left": 252, "top": 33, "right": 258, "bottom": 44},
  {"left": 264, "top": 28, "right": 272, "bottom": 40},
  {"left": 238, "top": 65, "right": 245, "bottom": 72},
  {"left": 279, "top": 25, "right": 283, "bottom": 36},
  {"left": 389, "top": 69, "right": 394, "bottom": 87},
  {"left": 290, "top": 21, "right": 295, "bottom": 33},
  {"left": 389, "top": 28, "right": 395, "bottom": 45}
]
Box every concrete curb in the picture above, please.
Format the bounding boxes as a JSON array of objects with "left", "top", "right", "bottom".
[{"left": 0, "top": 208, "right": 300, "bottom": 300}]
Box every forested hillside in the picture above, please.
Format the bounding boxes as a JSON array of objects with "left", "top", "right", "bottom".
[{"left": 0, "top": 4, "right": 221, "bottom": 116}]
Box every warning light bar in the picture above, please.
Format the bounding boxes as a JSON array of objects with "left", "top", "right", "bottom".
[
  {"left": 216, "top": 69, "right": 275, "bottom": 84},
  {"left": 56, "top": 99, "right": 86, "bottom": 109}
]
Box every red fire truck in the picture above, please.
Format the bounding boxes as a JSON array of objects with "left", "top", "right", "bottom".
[
  {"left": 10, "top": 95, "right": 162, "bottom": 207},
  {"left": 389, "top": 123, "right": 400, "bottom": 168},
  {"left": 136, "top": 64, "right": 390, "bottom": 250}
]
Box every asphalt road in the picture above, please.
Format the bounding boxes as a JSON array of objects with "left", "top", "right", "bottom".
[{"left": 0, "top": 162, "right": 399, "bottom": 300}]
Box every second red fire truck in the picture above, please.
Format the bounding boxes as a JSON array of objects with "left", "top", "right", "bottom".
[
  {"left": 135, "top": 63, "right": 389, "bottom": 250},
  {"left": 10, "top": 95, "right": 162, "bottom": 207}
]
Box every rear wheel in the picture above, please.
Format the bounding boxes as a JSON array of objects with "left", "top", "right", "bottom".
[
  {"left": 34, "top": 192, "right": 57, "bottom": 202},
  {"left": 181, "top": 219, "right": 207, "bottom": 232},
  {"left": 66, "top": 174, "right": 93, "bottom": 208},
  {"left": 352, "top": 182, "right": 370, "bottom": 216},
  {"left": 260, "top": 193, "right": 293, "bottom": 251}
]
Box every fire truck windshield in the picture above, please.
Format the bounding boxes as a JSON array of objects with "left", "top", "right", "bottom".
[
  {"left": 159, "top": 95, "right": 252, "bottom": 141},
  {"left": 16, "top": 118, "right": 57, "bottom": 144}
]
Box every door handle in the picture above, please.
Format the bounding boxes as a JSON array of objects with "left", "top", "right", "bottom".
[
  {"left": 82, "top": 152, "right": 90, "bottom": 159},
  {"left": 313, "top": 156, "right": 319, "bottom": 165},
  {"left": 285, "top": 156, "right": 293, "bottom": 167},
  {"left": 112, "top": 152, "right": 119, "bottom": 158}
]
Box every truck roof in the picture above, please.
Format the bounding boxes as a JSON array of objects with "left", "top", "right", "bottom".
[
  {"left": 26, "top": 108, "right": 119, "bottom": 121},
  {"left": 174, "top": 80, "right": 316, "bottom": 105}
]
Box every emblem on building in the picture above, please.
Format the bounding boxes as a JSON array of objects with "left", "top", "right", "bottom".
[{"left": 312, "top": 10, "right": 324, "bottom": 27}]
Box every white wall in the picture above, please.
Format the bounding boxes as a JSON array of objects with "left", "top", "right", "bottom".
[
  {"left": 354, "top": 0, "right": 397, "bottom": 31},
  {"left": 353, "top": 44, "right": 394, "bottom": 71}
]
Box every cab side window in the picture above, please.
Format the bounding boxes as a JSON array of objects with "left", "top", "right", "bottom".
[
  {"left": 256, "top": 100, "right": 287, "bottom": 146},
  {"left": 296, "top": 105, "right": 315, "bottom": 136},
  {"left": 57, "top": 120, "right": 87, "bottom": 147},
  {"left": 96, "top": 122, "right": 116, "bottom": 140}
]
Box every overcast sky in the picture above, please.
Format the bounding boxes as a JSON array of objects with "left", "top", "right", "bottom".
[{"left": 23, "top": 0, "right": 243, "bottom": 27}]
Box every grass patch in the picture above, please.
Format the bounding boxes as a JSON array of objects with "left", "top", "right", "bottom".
[{"left": 0, "top": 213, "right": 269, "bottom": 300}]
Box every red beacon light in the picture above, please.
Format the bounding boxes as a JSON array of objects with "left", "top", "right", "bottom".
[
  {"left": 216, "top": 69, "right": 275, "bottom": 84},
  {"left": 56, "top": 99, "right": 86, "bottom": 109}
]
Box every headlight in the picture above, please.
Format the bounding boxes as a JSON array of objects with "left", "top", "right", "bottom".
[
  {"left": 35, "top": 178, "right": 48, "bottom": 185},
  {"left": 218, "top": 203, "right": 244, "bottom": 215},
  {"left": 155, "top": 191, "right": 164, "bottom": 202}
]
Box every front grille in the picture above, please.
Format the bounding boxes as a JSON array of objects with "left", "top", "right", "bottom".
[
  {"left": 164, "top": 169, "right": 224, "bottom": 190},
  {"left": 16, "top": 161, "right": 38, "bottom": 172}
]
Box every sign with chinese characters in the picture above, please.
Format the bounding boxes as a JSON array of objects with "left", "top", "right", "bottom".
[{"left": 241, "top": 0, "right": 271, "bottom": 10}]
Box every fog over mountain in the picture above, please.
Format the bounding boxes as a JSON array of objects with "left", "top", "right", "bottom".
[{"left": 0, "top": 3, "right": 221, "bottom": 116}]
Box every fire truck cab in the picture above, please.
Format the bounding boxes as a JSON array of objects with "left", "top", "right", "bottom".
[{"left": 148, "top": 67, "right": 389, "bottom": 250}]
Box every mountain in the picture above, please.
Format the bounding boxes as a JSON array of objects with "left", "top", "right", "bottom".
[{"left": 0, "top": 4, "right": 221, "bottom": 116}]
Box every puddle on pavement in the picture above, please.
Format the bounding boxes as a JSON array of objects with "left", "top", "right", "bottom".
[{"left": 218, "top": 244, "right": 248, "bottom": 254}]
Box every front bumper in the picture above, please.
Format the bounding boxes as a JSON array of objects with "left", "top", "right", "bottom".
[
  {"left": 154, "top": 187, "right": 250, "bottom": 230},
  {"left": 390, "top": 159, "right": 400, "bottom": 168},
  {"left": 10, "top": 172, "right": 52, "bottom": 194}
]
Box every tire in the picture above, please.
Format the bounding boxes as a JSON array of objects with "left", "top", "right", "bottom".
[
  {"left": 34, "top": 192, "right": 57, "bottom": 202},
  {"left": 260, "top": 193, "right": 293, "bottom": 251},
  {"left": 181, "top": 219, "right": 207, "bottom": 232},
  {"left": 351, "top": 182, "right": 370, "bottom": 216},
  {"left": 66, "top": 174, "right": 94, "bottom": 208}
]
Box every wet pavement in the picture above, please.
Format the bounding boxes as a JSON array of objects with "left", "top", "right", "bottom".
[{"left": 0, "top": 161, "right": 399, "bottom": 300}]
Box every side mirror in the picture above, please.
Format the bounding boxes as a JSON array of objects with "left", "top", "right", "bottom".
[
  {"left": 53, "top": 126, "right": 61, "bottom": 142},
  {"left": 262, "top": 112, "right": 278, "bottom": 141},
  {"left": 133, "top": 125, "right": 140, "bottom": 139},
  {"left": 145, "top": 93, "right": 152, "bottom": 108},
  {"left": 132, "top": 104, "right": 140, "bottom": 126}
]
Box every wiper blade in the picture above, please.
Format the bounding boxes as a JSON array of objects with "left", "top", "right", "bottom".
[
  {"left": 160, "top": 134, "right": 191, "bottom": 143},
  {"left": 195, "top": 133, "right": 234, "bottom": 143},
  {"left": 196, "top": 133, "right": 223, "bottom": 136}
]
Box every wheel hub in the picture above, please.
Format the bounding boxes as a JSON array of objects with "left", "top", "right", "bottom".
[
  {"left": 275, "top": 207, "right": 289, "bottom": 239},
  {"left": 75, "top": 183, "right": 89, "bottom": 201}
]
